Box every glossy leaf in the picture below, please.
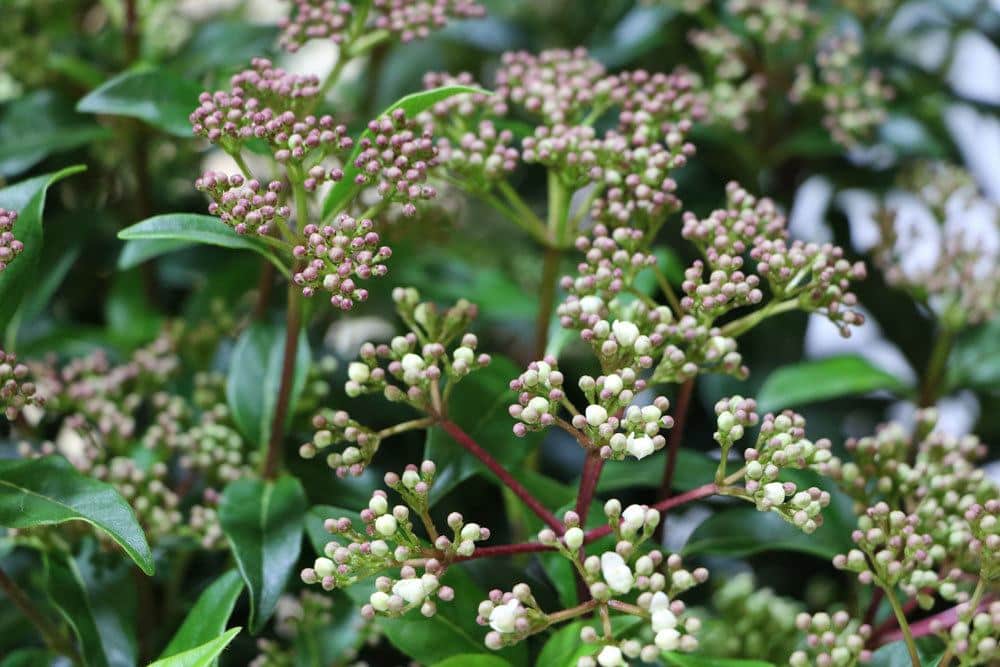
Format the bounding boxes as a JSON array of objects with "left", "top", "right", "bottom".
[
  {"left": 0, "top": 455, "right": 153, "bottom": 574},
  {"left": 159, "top": 571, "right": 244, "bottom": 660},
  {"left": 868, "top": 639, "right": 944, "bottom": 666},
  {"left": 117, "top": 238, "right": 193, "bottom": 270},
  {"left": 0, "top": 91, "right": 110, "bottom": 177},
  {"left": 226, "top": 322, "right": 311, "bottom": 448},
  {"left": 76, "top": 66, "right": 202, "bottom": 136},
  {"left": 947, "top": 317, "right": 1000, "bottom": 393},
  {"left": 537, "top": 617, "right": 645, "bottom": 667},
  {"left": 756, "top": 355, "right": 910, "bottom": 414},
  {"left": 596, "top": 449, "right": 717, "bottom": 494},
  {"left": 147, "top": 627, "right": 241, "bottom": 667},
  {"left": 173, "top": 21, "right": 278, "bottom": 75},
  {"left": 117, "top": 214, "right": 288, "bottom": 277},
  {"left": 41, "top": 552, "right": 112, "bottom": 667},
  {"left": 424, "top": 356, "right": 539, "bottom": 504},
  {"left": 0, "top": 165, "right": 86, "bottom": 335},
  {"left": 321, "top": 85, "right": 487, "bottom": 218},
  {"left": 592, "top": 5, "right": 677, "bottom": 68},
  {"left": 73, "top": 548, "right": 139, "bottom": 667},
  {"left": 219, "top": 476, "right": 307, "bottom": 633}
]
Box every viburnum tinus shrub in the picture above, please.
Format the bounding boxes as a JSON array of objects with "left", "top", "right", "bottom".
[{"left": 0, "top": 1, "right": 997, "bottom": 666}]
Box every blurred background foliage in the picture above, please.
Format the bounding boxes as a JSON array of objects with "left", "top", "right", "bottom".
[{"left": 0, "top": 0, "right": 998, "bottom": 664}]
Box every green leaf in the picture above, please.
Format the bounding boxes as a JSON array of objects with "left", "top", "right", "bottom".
[
  {"left": 172, "top": 21, "right": 278, "bottom": 75},
  {"left": 947, "top": 317, "right": 1000, "bottom": 393},
  {"left": 117, "top": 214, "right": 289, "bottom": 278},
  {"left": 226, "top": 321, "right": 311, "bottom": 447},
  {"left": 596, "top": 449, "right": 717, "bottom": 494},
  {"left": 0, "top": 649, "right": 53, "bottom": 667},
  {"left": 868, "top": 639, "right": 944, "bottom": 666},
  {"left": 756, "top": 355, "right": 910, "bottom": 414},
  {"left": 537, "top": 617, "right": 646, "bottom": 667},
  {"left": 432, "top": 656, "right": 511, "bottom": 667},
  {"left": 0, "top": 91, "right": 110, "bottom": 177},
  {"left": 159, "top": 571, "right": 244, "bottom": 660},
  {"left": 117, "top": 238, "right": 192, "bottom": 270},
  {"left": 76, "top": 66, "right": 202, "bottom": 137},
  {"left": 684, "top": 487, "right": 852, "bottom": 561},
  {"left": 663, "top": 654, "right": 776, "bottom": 667},
  {"left": 0, "top": 455, "right": 153, "bottom": 574},
  {"left": 219, "top": 476, "right": 307, "bottom": 633},
  {"left": 147, "top": 627, "right": 241, "bottom": 667},
  {"left": 41, "top": 552, "right": 111, "bottom": 667},
  {"left": 424, "top": 356, "right": 539, "bottom": 504},
  {"left": 592, "top": 5, "right": 677, "bottom": 68},
  {"left": 105, "top": 269, "right": 163, "bottom": 347},
  {"left": 0, "top": 165, "right": 86, "bottom": 336},
  {"left": 321, "top": 85, "right": 487, "bottom": 218}
]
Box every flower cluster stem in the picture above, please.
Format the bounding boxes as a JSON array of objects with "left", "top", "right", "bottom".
[
  {"left": 883, "top": 586, "right": 921, "bottom": 667},
  {"left": 919, "top": 327, "right": 954, "bottom": 407},
  {"left": 575, "top": 450, "right": 604, "bottom": 525},
  {"left": 262, "top": 287, "right": 303, "bottom": 480},
  {"left": 535, "top": 245, "right": 562, "bottom": 359},
  {"left": 656, "top": 377, "right": 696, "bottom": 533},
  {"left": 438, "top": 419, "right": 563, "bottom": 532}
]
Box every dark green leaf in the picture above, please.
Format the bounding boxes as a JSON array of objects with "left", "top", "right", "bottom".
[
  {"left": 756, "top": 355, "right": 910, "bottom": 414},
  {"left": 0, "top": 165, "right": 86, "bottom": 336},
  {"left": 117, "top": 214, "right": 288, "bottom": 277},
  {"left": 159, "top": 571, "right": 244, "bottom": 660},
  {"left": 0, "top": 649, "right": 53, "bottom": 667},
  {"left": 117, "top": 238, "right": 193, "bottom": 270},
  {"left": 663, "top": 654, "right": 776, "bottom": 667},
  {"left": 41, "top": 552, "right": 110, "bottom": 667},
  {"left": 597, "top": 449, "right": 717, "bottom": 494},
  {"left": 432, "top": 655, "right": 511, "bottom": 667},
  {"left": 226, "top": 321, "right": 311, "bottom": 447},
  {"left": 219, "top": 476, "right": 307, "bottom": 633},
  {"left": 147, "top": 627, "right": 241, "bottom": 667},
  {"left": 76, "top": 66, "right": 202, "bottom": 137},
  {"left": 173, "top": 21, "right": 278, "bottom": 75},
  {"left": 0, "top": 456, "right": 153, "bottom": 574},
  {"left": 322, "top": 85, "right": 488, "bottom": 218},
  {"left": 105, "top": 269, "right": 163, "bottom": 347},
  {"left": 0, "top": 91, "right": 110, "bottom": 177},
  {"left": 592, "top": 5, "right": 677, "bottom": 67},
  {"left": 73, "top": 546, "right": 139, "bottom": 667},
  {"left": 424, "top": 356, "right": 539, "bottom": 504},
  {"left": 537, "top": 617, "right": 646, "bottom": 667},
  {"left": 947, "top": 317, "right": 1000, "bottom": 393},
  {"left": 868, "top": 638, "right": 944, "bottom": 666}
]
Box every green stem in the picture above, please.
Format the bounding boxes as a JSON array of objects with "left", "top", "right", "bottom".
[
  {"left": 652, "top": 264, "right": 682, "bottom": 315},
  {"left": 919, "top": 327, "right": 955, "bottom": 407},
  {"left": 534, "top": 246, "right": 562, "bottom": 359},
  {"left": 375, "top": 417, "right": 435, "bottom": 439},
  {"left": 496, "top": 181, "right": 548, "bottom": 241},
  {"left": 546, "top": 171, "right": 571, "bottom": 246},
  {"left": 720, "top": 298, "right": 800, "bottom": 337},
  {"left": 883, "top": 586, "right": 921, "bottom": 667},
  {"left": 545, "top": 599, "right": 599, "bottom": 626}
]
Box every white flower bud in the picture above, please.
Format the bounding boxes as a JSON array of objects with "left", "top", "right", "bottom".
[
  {"left": 585, "top": 404, "right": 608, "bottom": 426},
  {"left": 763, "top": 482, "right": 786, "bottom": 506},
  {"left": 375, "top": 514, "right": 398, "bottom": 536},
  {"left": 314, "top": 557, "right": 335, "bottom": 578},
  {"left": 461, "top": 523, "right": 481, "bottom": 541},
  {"left": 603, "top": 374, "right": 623, "bottom": 394},
  {"left": 580, "top": 295, "right": 604, "bottom": 314},
  {"left": 453, "top": 347, "right": 474, "bottom": 364},
  {"left": 597, "top": 645, "right": 624, "bottom": 667},
  {"left": 626, "top": 434, "right": 655, "bottom": 460},
  {"left": 564, "top": 527, "right": 584, "bottom": 550},
  {"left": 612, "top": 320, "right": 640, "bottom": 347},
  {"left": 651, "top": 607, "right": 678, "bottom": 632},
  {"left": 368, "top": 494, "right": 388, "bottom": 515},
  {"left": 488, "top": 599, "right": 520, "bottom": 634},
  {"left": 621, "top": 504, "right": 646, "bottom": 532},
  {"left": 347, "top": 362, "right": 370, "bottom": 384},
  {"left": 401, "top": 353, "right": 425, "bottom": 374},
  {"left": 370, "top": 591, "right": 390, "bottom": 611},
  {"left": 655, "top": 628, "right": 681, "bottom": 651},
  {"left": 392, "top": 578, "right": 426, "bottom": 604},
  {"left": 600, "top": 552, "right": 634, "bottom": 594}
]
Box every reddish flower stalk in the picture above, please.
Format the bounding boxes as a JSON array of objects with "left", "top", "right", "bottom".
[
  {"left": 575, "top": 450, "right": 605, "bottom": 525},
  {"left": 439, "top": 419, "right": 563, "bottom": 532},
  {"left": 657, "top": 377, "right": 695, "bottom": 506},
  {"left": 457, "top": 541, "right": 552, "bottom": 560}
]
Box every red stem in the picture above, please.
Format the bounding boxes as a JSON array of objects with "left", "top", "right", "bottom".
[
  {"left": 658, "top": 378, "right": 695, "bottom": 500},
  {"left": 439, "top": 419, "right": 563, "bottom": 533},
  {"left": 863, "top": 588, "right": 885, "bottom": 628},
  {"left": 458, "top": 541, "right": 552, "bottom": 560},
  {"left": 575, "top": 451, "right": 604, "bottom": 524},
  {"left": 584, "top": 482, "right": 718, "bottom": 543}
]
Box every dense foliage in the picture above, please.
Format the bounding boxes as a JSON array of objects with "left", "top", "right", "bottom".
[{"left": 0, "top": 1, "right": 998, "bottom": 666}]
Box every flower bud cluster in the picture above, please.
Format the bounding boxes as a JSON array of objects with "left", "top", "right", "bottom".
[
  {"left": 727, "top": 0, "right": 814, "bottom": 42},
  {"left": 874, "top": 162, "right": 1000, "bottom": 327},
  {"left": 789, "top": 611, "right": 872, "bottom": 667},
  {"left": 302, "top": 461, "right": 482, "bottom": 620},
  {"left": 699, "top": 573, "right": 802, "bottom": 662},
  {"left": 964, "top": 500, "right": 999, "bottom": 581},
  {"left": 493, "top": 503, "right": 707, "bottom": 658},
  {"left": 688, "top": 28, "right": 765, "bottom": 131},
  {"left": 613, "top": 69, "right": 702, "bottom": 149},
  {"left": 936, "top": 600, "right": 1000, "bottom": 666},
  {"left": 93, "top": 458, "right": 182, "bottom": 544},
  {"left": 195, "top": 172, "right": 291, "bottom": 235},
  {"left": 351, "top": 109, "right": 439, "bottom": 217},
  {"left": 652, "top": 318, "right": 748, "bottom": 383},
  {"left": 347, "top": 287, "right": 486, "bottom": 403},
  {"left": 1, "top": 348, "right": 42, "bottom": 420},
  {"left": 743, "top": 410, "right": 833, "bottom": 532},
  {"left": 250, "top": 591, "right": 345, "bottom": 667},
  {"left": 292, "top": 216, "right": 392, "bottom": 310},
  {"left": 278, "top": 0, "right": 486, "bottom": 53},
  {"left": 833, "top": 502, "right": 948, "bottom": 602},
  {"left": 301, "top": 408, "right": 381, "bottom": 477},
  {"left": 790, "top": 36, "right": 893, "bottom": 147},
  {"left": 435, "top": 120, "right": 518, "bottom": 190},
  {"left": 176, "top": 421, "right": 254, "bottom": 487},
  {"left": 494, "top": 48, "right": 612, "bottom": 126},
  {"left": 0, "top": 208, "right": 24, "bottom": 273},
  {"left": 589, "top": 136, "right": 689, "bottom": 228},
  {"left": 420, "top": 72, "right": 509, "bottom": 120}
]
